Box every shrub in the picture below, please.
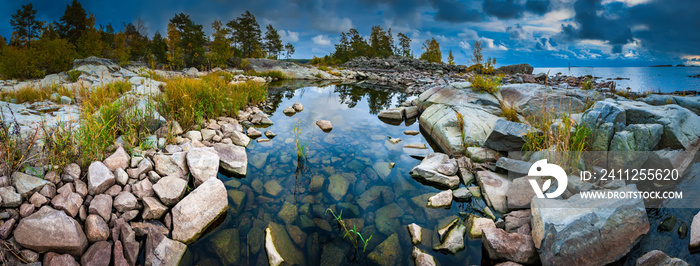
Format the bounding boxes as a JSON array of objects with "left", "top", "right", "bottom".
[
  {"left": 500, "top": 99, "right": 520, "bottom": 122},
  {"left": 35, "top": 38, "right": 78, "bottom": 75},
  {"left": 0, "top": 46, "right": 42, "bottom": 79},
  {"left": 68, "top": 70, "right": 82, "bottom": 82},
  {"left": 581, "top": 78, "right": 593, "bottom": 90},
  {"left": 470, "top": 74, "right": 502, "bottom": 94},
  {"left": 158, "top": 74, "right": 267, "bottom": 129}
]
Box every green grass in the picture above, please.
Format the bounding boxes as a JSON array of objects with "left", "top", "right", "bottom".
[
  {"left": 68, "top": 70, "right": 82, "bottom": 82},
  {"left": 245, "top": 70, "right": 288, "bottom": 80},
  {"left": 470, "top": 74, "right": 502, "bottom": 94},
  {"left": 581, "top": 78, "right": 593, "bottom": 90},
  {"left": 78, "top": 80, "right": 132, "bottom": 114},
  {"left": 0, "top": 83, "right": 76, "bottom": 104},
  {"left": 157, "top": 72, "right": 267, "bottom": 130},
  {"left": 500, "top": 99, "right": 520, "bottom": 123},
  {"left": 294, "top": 121, "right": 309, "bottom": 159},
  {"left": 326, "top": 209, "right": 373, "bottom": 254}
]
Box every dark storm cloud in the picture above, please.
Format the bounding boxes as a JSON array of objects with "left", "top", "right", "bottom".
[
  {"left": 483, "top": 0, "right": 550, "bottom": 19},
  {"left": 559, "top": 0, "right": 633, "bottom": 53},
  {"left": 432, "top": 0, "right": 483, "bottom": 23},
  {"left": 627, "top": 0, "right": 700, "bottom": 56},
  {"left": 506, "top": 23, "right": 526, "bottom": 39}
]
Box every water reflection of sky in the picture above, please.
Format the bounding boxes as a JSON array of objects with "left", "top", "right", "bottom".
[
  {"left": 534, "top": 67, "right": 700, "bottom": 93},
  {"left": 181, "top": 83, "right": 484, "bottom": 266}
]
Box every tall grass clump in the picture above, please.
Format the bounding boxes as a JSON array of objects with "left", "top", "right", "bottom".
[
  {"left": 500, "top": 99, "right": 520, "bottom": 122},
  {"left": 78, "top": 81, "right": 132, "bottom": 114},
  {"left": 0, "top": 107, "right": 40, "bottom": 176},
  {"left": 470, "top": 74, "right": 502, "bottom": 94},
  {"left": 581, "top": 78, "right": 593, "bottom": 90},
  {"left": 158, "top": 73, "right": 267, "bottom": 129},
  {"left": 0, "top": 84, "right": 76, "bottom": 104}
]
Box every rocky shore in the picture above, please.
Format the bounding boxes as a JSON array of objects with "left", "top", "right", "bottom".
[{"left": 1, "top": 56, "right": 700, "bottom": 265}]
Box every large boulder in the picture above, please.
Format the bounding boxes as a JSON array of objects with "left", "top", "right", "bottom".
[
  {"left": 14, "top": 206, "right": 88, "bottom": 256},
  {"left": 213, "top": 143, "right": 247, "bottom": 176},
  {"left": 497, "top": 64, "right": 534, "bottom": 75},
  {"left": 641, "top": 94, "right": 700, "bottom": 115},
  {"left": 418, "top": 103, "right": 500, "bottom": 155},
  {"left": 531, "top": 185, "right": 649, "bottom": 265},
  {"left": 12, "top": 172, "right": 52, "bottom": 198},
  {"left": 410, "top": 153, "right": 461, "bottom": 189},
  {"left": 172, "top": 178, "right": 228, "bottom": 243}
]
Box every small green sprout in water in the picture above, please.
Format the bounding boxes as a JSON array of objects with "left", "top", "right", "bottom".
[
  {"left": 326, "top": 208, "right": 373, "bottom": 254},
  {"left": 294, "top": 121, "right": 309, "bottom": 159}
]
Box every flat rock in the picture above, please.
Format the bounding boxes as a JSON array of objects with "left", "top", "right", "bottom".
[
  {"left": 144, "top": 229, "right": 187, "bottom": 266},
  {"left": 51, "top": 191, "right": 83, "bottom": 217},
  {"left": 636, "top": 250, "right": 689, "bottom": 266},
  {"left": 427, "top": 190, "right": 453, "bottom": 209},
  {"left": 229, "top": 130, "right": 251, "bottom": 147},
  {"left": 327, "top": 174, "right": 349, "bottom": 201},
  {"left": 412, "top": 247, "right": 437, "bottom": 266},
  {"left": 477, "top": 171, "right": 512, "bottom": 213},
  {"left": 483, "top": 119, "right": 533, "bottom": 152},
  {"left": 12, "top": 172, "right": 52, "bottom": 199},
  {"left": 172, "top": 178, "right": 228, "bottom": 243},
  {"left": 14, "top": 206, "right": 88, "bottom": 256},
  {"left": 316, "top": 120, "right": 333, "bottom": 132},
  {"left": 368, "top": 233, "right": 401, "bottom": 266},
  {"left": 0, "top": 186, "right": 21, "bottom": 207}
]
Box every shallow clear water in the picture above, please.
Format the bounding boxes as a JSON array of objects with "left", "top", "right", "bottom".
[
  {"left": 534, "top": 67, "right": 700, "bottom": 93},
  {"left": 179, "top": 82, "right": 485, "bottom": 265}
]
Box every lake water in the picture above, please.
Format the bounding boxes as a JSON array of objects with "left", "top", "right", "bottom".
[
  {"left": 178, "top": 80, "right": 700, "bottom": 266},
  {"left": 533, "top": 67, "right": 700, "bottom": 93},
  {"left": 179, "top": 81, "right": 486, "bottom": 265}
]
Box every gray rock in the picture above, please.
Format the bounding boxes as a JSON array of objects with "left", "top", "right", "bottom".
[
  {"left": 127, "top": 157, "right": 152, "bottom": 178},
  {"left": 477, "top": 171, "right": 512, "bottom": 213},
  {"left": 378, "top": 108, "right": 405, "bottom": 120},
  {"left": 468, "top": 215, "right": 496, "bottom": 238},
  {"left": 641, "top": 94, "right": 700, "bottom": 115},
  {"left": 427, "top": 190, "right": 453, "bottom": 209},
  {"left": 144, "top": 228, "right": 187, "bottom": 266},
  {"left": 12, "top": 172, "right": 52, "bottom": 199},
  {"left": 153, "top": 176, "right": 187, "bottom": 206},
  {"left": 368, "top": 233, "right": 401, "bottom": 266},
  {"left": 410, "top": 153, "right": 461, "bottom": 189},
  {"left": 532, "top": 185, "right": 649, "bottom": 265},
  {"left": 436, "top": 158, "right": 458, "bottom": 176},
  {"left": 690, "top": 211, "right": 700, "bottom": 250},
  {"left": 172, "top": 178, "right": 227, "bottom": 243},
  {"left": 433, "top": 217, "right": 466, "bottom": 254},
  {"left": 418, "top": 103, "right": 499, "bottom": 155},
  {"left": 264, "top": 130, "right": 276, "bottom": 138},
  {"left": 142, "top": 197, "right": 168, "bottom": 220},
  {"left": 213, "top": 143, "right": 247, "bottom": 176},
  {"left": 229, "top": 130, "right": 251, "bottom": 147},
  {"left": 207, "top": 228, "right": 240, "bottom": 265},
  {"left": 483, "top": 119, "right": 533, "bottom": 151},
  {"left": 283, "top": 107, "right": 296, "bottom": 115},
  {"left": 497, "top": 64, "right": 534, "bottom": 75},
  {"left": 14, "top": 206, "right": 88, "bottom": 256},
  {"left": 495, "top": 157, "right": 532, "bottom": 176},
  {"left": 153, "top": 153, "right": 187, "bottom": 178},
  {"left": 407, "top": 223, "right": 423, "bottom": 245},
  {"left": 292, "top": 102, "right": 304, "bottom": 112},
  {"left": 466, "top": 147, "right": 500, "bottom": 163},
  {"left": 87, "top": 161, "right": 115, "bottom": 195},
  {"left": 327, "top": 174, "right": 349, "bottom": 201},
  {"left": 186, "top": 148, "right": 220, "bottom": 186},
  {"left": 115, "top": 168, "right": 128, "bottom": 186},
  {"left": 132, "top": 178, "right": 154, "bottom": 199},
  {"left": 452, "top": 187, "right": 472, "bottom": 201}
]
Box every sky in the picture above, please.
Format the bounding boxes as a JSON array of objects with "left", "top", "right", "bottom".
[{"left": 1, "top": 0, "right": 698, "bottom": 67}]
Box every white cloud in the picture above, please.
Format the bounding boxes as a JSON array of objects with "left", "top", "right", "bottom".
[
  {"left": 312, "top": 35, "right": 331, "bottom": 46},
  {"left": 459, "top": 41, "right": 472, "bottom": 50},
  {"left": 279, "top": 30, "right": 299, "bottom": 43},
  {"left": 479, "top": 37, "right": 508, "bottom": 51}
]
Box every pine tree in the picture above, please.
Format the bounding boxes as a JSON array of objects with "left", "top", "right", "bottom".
[
  {"left": 284, "top": 43, "right": 295, "bottom": 59},
  {"left": 10, "top": 3, "right": 42, "bottom": 47},
  {"left": 150, "top": 31, "right": 168, "bottom": 64},
  {"left": 447, "top": 50, "right": 455, "bottom": 65},
  {"left": 76, "top": 14, "right": 103, "bottom": 57},
  {"left": 471, "top": 40, "right": 483, "bottom": 67},
  {"left": 55, "top": 0, "right": 88, "bottom": 44},
  {"left": 332, "top": 32, "right": 349, "bottom": 62},
  {"left": 397, "top": 33, "right": 412, "bottom": 58},
  {"left": 263, "top": 24, "right": 283, "bottom": 59},
  {"left": 99, "top": 24, "right": 115, "bottom": 58},
  {"left": 419, "top": 38, "right": 442, "bottom": 63},
  {"left": 124, "top": 20, "right": 149, "bottom": 61},
  {"left": 166, "top": 22, "right": 184, "bottom": 68},
  {"left": 210, "top": 20, "right": 232, "bottom": 67},
  {"left": 347, "top": 28, "right": 369, "bottom": 59},
  {"left": 369, "top": 26, "right": 393, "bottom": 58},
  {"left": 227, "top": 11, "right": 262, "bottom": 58},
  {"left": 169, "top": 13, "right": 206, "bottom": 67}
]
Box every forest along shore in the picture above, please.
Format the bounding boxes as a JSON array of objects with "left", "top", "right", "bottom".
[{"left": 0, "top": 56, "right": 699, "bottom": 265}]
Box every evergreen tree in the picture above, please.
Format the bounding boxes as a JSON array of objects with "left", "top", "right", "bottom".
[
  {"left": 447, "top": 50, "right": 455, "bottom": 65},
  {"left": 55, "top": 0, "right": 88, "bottom": 44},
  {"left": 210, "top": 20, "right": 232, "bottom": 67},
  {"left": 10, "top": 3, "right": 42, "bottom": 47},
  {"left": 369, "top": 26, "right": 393, "bottom": 58},
  {"left": 284, "top": 43, "right": 295, "bottom": 59},
  {"left": 166, "top": 22, "right": 184, "bottom": 68},
  {"left": 397, "top": 32, "right": 412, "bottom": 58},
  {"left": 0, "top": 35, "right": 5, "bottom": 52},
  {"left": 419, "top": 38, "right": 442, "bottom": 63},
  {"left": 124, "top": 20, "right": 149, "bottom": 61},
  {"left": 40, "top": 24, "right": 60, "bottom": 40},
  {"left": 112, "top": 31, "right": 130, "bottom": 65},
  {"left": 332, "top": 32, "right": 349, "bottom": 62},
  {"left": 99, "top": 24, "right": 115, "bottom": 58},
  {"left": 227, "top": 11, "right": 262, "bottom": 58},
  {"left": 347, "top": 28, "right": 369, "bottom": 59},
  {"left": 76, "top": 14, "right": 103, "bottom": 57},
  {"left": 169, "top": 13, "right": 206, "bottom": 67},
  {"left": 150, "top": 31, "right": 168, "bottom": 64},
  {"left": 263, "top": 24, "right": 283, "bottom": 59}
]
